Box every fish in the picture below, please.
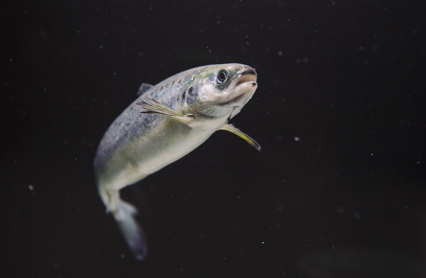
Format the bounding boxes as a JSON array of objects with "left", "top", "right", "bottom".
[{"left": 93, "top": 63, "right": 260, "bottom": 260}]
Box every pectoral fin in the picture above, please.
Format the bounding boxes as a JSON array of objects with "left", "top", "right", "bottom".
[
  {"left": 221, "top": 123, "right": 261, "bottom": 151},
  {"left": 137, "top": 97, "right": 195, "bottom": 124}
]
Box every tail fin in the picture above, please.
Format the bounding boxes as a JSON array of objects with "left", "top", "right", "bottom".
[
  {"left": 113, "top": 198, "right": 148, "bottom": 261},
  {"left": 99, "top": 185, "right": 148, "bottom": 260}
]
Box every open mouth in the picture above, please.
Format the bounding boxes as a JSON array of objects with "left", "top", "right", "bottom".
[
  {"left": 236, "top": 69, "right": 257, "bottom": 86},
  {"left": 220, "top": 69, "right": 257, "bottom": 106}
]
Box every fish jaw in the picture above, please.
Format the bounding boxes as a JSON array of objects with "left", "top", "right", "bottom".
[
  {"left": 187, "top": 64, "right": 258, "bottom": 118},
  {"left": 220, "top": 65, "right": 258, "bottom": 107}
]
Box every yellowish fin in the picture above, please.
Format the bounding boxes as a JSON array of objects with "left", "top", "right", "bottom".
[
  {"left": 137, "top": 97, "right": 195, "bottom": 125},
  {"left": 221, "top": 123, "right": 261, "bottom": 151}
]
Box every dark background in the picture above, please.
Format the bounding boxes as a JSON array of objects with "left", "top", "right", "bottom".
[{"left": 3, "top": 0, "right": 425, "bottom": 277}]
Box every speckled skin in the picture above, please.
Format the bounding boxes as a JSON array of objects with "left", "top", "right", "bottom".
[
  {"left": 94, "top": 66, "right": 204, "bottom": 189},
  {"left": 93, "top": 64, "right": 257, "bottom": 260}
]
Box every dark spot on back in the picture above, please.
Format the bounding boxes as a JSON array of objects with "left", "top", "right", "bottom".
[
  {"left": 178, "top": 79, "right": 181, "bottom": 84},
  {"left": 188, "top": 86, "right": 193, "bottom": 96},
  {"left": 161, "top": 86, "right": 163, "bottom": 90},
  {"left": 172, "top": 81, "right": 175, "bottom": 85}
]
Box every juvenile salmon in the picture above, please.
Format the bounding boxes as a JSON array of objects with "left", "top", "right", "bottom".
[{"left": 94, "top": 64, "right": 260, "bottom": 260}]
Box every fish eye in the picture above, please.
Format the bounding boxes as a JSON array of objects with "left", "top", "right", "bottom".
[{"left": 217, "top": 70, "right": 228, "bottom": 83}]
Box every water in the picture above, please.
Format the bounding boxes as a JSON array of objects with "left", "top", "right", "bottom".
[{"left": 3, "top": 1, "right": 425, "bottom": 277}]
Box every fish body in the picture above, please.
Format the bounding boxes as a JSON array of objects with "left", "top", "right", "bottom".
[{"left": 94, "top": 63, "right": 260, "bottom": 260}]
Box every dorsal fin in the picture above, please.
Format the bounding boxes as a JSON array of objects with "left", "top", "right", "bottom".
[{"left": 136, "top": 83, "right": 154, "bottom": 96}]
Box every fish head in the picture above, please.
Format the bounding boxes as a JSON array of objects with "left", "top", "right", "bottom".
[{"left": 186, "top": 64, "right": 258, "bottom": 119}]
